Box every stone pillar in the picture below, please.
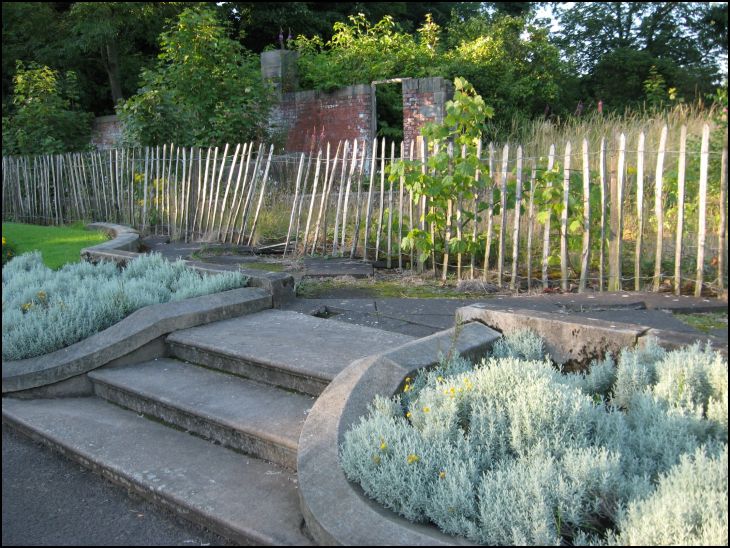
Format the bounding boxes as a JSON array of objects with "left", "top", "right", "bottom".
[{"left": 260, "top": 50, "right": 299, "bottom": 98}]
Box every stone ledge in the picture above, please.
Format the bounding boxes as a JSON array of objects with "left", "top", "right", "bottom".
[
  {"left": 455, "top": 305, "right": 726, "bottom": 367},
  {"left": 297, "top": 322, "right": 499, "bottom": 546},
  {"left": 80, "top": 223, "right": 295, "bottom": 306},
  {"left": 456, "top": 305, "right": 648, "bottom": 369},
  {"left": 2, "top": 287, "right": 272, "bottom": 394}
]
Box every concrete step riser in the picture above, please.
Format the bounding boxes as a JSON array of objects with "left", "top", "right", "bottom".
[
  {"left": 91, "top": 380, "right": 297, "bottom": 470},
  {"left": 167, "top": 341, "right": 328, "bottom": 397},
  {"left": 1, "top": 413, "right": 287, "bottom": 546},
  {"left": 3, "top": 397, "right": 313, "bottom": 546}
]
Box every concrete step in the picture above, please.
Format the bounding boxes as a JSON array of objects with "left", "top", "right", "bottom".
[
  {"left": 88, "top": 359, "right": 314, "bottom": 470},
  {"left": 2, "top": 397, "right": 313, "bottom": 546},
  {"left": 167, "top": 309, "right": 414, "bottom": 396}
]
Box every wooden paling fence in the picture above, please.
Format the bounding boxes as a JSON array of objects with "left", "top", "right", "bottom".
[{"left": 2, "top": 125, "right": 727, "bottom": 296}]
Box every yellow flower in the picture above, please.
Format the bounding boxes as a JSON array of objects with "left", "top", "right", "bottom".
[
  {"left": 37, "top": 291, "right": 47, "bottom": 301},
  {"left": 437, "top": 376, "right": 444, "bottom": 383},
  {"left": 407, "top": 454, "right": 419, "bottom": 464},
  {"left": 422, "top": 407, "right": 430, "bottom": 413},
  {"left": 439, "top": 470, "right": 446, "bottom": 479},
  {"left": 379, "top": 439, "right": 387, "bottom": 451},
  {"left": 21, "top": 302, "right": 32, "bottom": 312},
  {"left": 406, "top": 411, "right": 412, "bottom": 418}
]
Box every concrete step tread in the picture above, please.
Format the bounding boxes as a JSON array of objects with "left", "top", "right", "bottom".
[
  {"left": 89, "top": 359, "right": 315, "bottom": 453},
  {"left": 167, "top": 309, "right": 414, "bottom": 383},
  {"left": 2, "top": 397, "right": 313, "bottom": 546}
]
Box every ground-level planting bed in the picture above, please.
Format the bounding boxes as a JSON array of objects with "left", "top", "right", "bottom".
[
  {"left": 2, "top": 253, "right": 248, "bottom": 361},
  {"left": 341, "top": 331, "right": 728, "bottom": 546}
]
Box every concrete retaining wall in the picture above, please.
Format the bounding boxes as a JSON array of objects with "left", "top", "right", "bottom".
[{"left": 297, "top": 322, "right": 500, "bottom": 546}]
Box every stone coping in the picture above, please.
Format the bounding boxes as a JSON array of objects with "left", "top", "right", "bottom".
[
  {"left": 297, "top": 322, "right": 500, "bottom": 546},
  {"left": 456, "top": 304, "right": 726, "bottom": 365},
  {"left": 2, "top": 287, "right": 272, "bottom": 394},
  {"left": 80, "top": 223, "right": 295, "bottom": 305}
]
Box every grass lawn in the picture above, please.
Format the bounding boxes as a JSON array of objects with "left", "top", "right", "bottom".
[
  {"left": 674, "top": 311, "right": 728, "bottom": 334},
  {"left": 2, "top": 222, "right": 109, "bottom": 269}
]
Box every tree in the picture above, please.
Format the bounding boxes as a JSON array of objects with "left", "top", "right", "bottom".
[
  {"left": 1, "top": 3, "right": 64, "bottom": 106},
  {"left": 444, "top": 14, "right": 567, "bottom": 133},
  {"left": 118, "top": 5, "right": 272, "bottom": 146},
  {"left": 294, "top": 13, "right": 441, "bottom": 92},
  {"left": 2, "top": 62, "right": 93, "bottom": 155},
  {"left": 395, "top": 77, "right": 493, "bottom": 272},
  {"left": 221, "top": 2, "right": 482, "bottom": 53},
  {"left": 67, "top": 2, "right": 185, "bottom": 106},
  {"left": 553, "top": 2, "right": 725, "bottom": 111}
]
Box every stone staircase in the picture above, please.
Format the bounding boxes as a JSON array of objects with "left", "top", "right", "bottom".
[{"left": 2, "top": 309, "right": 414, "bottom": 545}]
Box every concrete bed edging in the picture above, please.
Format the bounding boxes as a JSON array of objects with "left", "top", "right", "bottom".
[
  {"left": 297, "top": 321, "right": 500, "bottom": 546},
  {"left": 455, "top": 304, "right": 727, "bottom": 364},
  {"left": 81, "top": 223, "right": 295, "bottom": 306},
  {"left": 2, "top": 287, "right": 272, "bottom": 394}
]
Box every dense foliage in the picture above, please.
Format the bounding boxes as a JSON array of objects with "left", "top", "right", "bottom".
[
  {"left": 2, "top": 63, "right": 93, "bottom": 155},
  {"left": 295, "top": 12, "right": 568, "bottom": 135},
  {"left": 118, "top": 6, "right": 272, "bottom": 146},
  {"left": 341, "top": 331, "right": 728, "bottom": 545},
  {"left": 393, "top": 77, "right": 493, "bottom": 270},
  {"left": 2, "top": 252, "right": 248, "bottom": 361},
  {"left": 1, "top": 2, "right": 727, "bottom": 149}
]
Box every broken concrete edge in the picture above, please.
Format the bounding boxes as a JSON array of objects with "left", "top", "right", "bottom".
[
  {"left": 1, "top": 287, "right": 272, "bottom": 394},
  {"left": 80, "top": 222, "right": 295, "bottom": 306},
  {"left": 297, "top": 322, "right": 500, "bottom": 547},
  {"left": 455, "top": 305, "right": 727, "bottom": 365}
]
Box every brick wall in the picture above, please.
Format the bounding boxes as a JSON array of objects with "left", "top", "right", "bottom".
[
  {"left": 402, "top": 77, "right": 453, "bottom": 153},
  {"left": 271, "top": 84, "right": 374, "bottom": 152},
  {"left": 91, "top": 115, "right": 123, "bottom": 150}
]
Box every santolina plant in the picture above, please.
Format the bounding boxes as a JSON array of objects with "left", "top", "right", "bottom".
[
  {"left": 2, "top": 252, "right": 248, "bottom": 361},
  {"left": 341, "top": 331, "right": 728, "bottom": 546}
]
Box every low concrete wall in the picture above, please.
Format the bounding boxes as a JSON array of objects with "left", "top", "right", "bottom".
[
  {"left": 81, "top": 223, "right": 295, "bottom": 306},
  {"left": 456, "top": 304, "right": 726, "bottom": 365},
  {"left": 2, "top": 287, "right": 272, "bottom": 394},
  {"left": 297, "top": 322, "right": 500, "bottom": 546}
]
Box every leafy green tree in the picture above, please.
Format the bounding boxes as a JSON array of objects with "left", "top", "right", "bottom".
[
  {"left": 554, "top": 2, "right": 724, "bottom": 110},
  {"left": 67, "top": 2, "right": 185, "bottom": 106},
  {"left": 222, "top": 2, "right": 481, "bottom": 53},
  {"left": 394, "top": 78, "right": 493, "bottom": 271},
  {"left": 294, "top": 13, "right": 441, "bottom": 92},
  {"left": 444, "top": 15, "right": 566, "bottom": 134},
  {"left": 118, "top": 5, "right": 272, "bottom": 146},
  {"left": 2, "top": 62, "right": 93, "bottom": 155},
  {"left": 1, "top": 3, "right": 64, "bottom": 106}
]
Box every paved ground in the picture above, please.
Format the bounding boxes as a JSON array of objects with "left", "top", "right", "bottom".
[
  {"left": 4, "top": 245, "right": 727, "bottom": 545},
  {"left": 284, "top": 292, "right": 728, "bottom": 346}
]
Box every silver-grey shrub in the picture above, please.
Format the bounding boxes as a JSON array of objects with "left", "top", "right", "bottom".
[
  {"left": 2, "top": 252, "right": 248, "bottom": 361},
  {"left": 340, "top": 330, "right": 728, "bottom": 545}
]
